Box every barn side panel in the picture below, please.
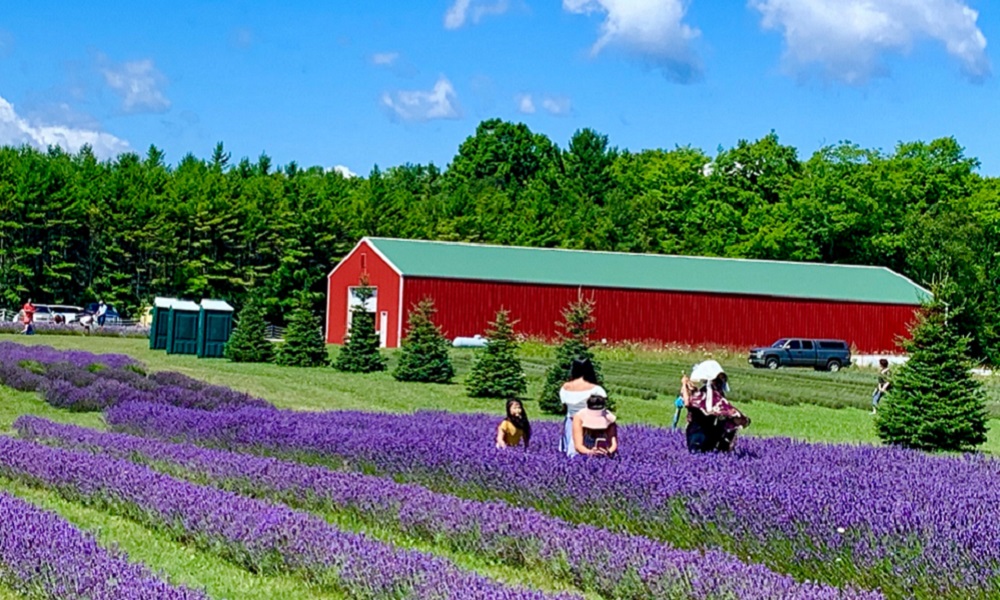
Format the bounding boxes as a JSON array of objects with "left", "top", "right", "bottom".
[
  {"left": 326, "top": 241, "right": 401, "bottom": 346},
  {"left": 402, "top": 277, "right": 918, "bottom": 352}
]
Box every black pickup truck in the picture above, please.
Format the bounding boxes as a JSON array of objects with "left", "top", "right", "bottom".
[{"left": 748, "top": 338, "right": 852, "bottom": 372}]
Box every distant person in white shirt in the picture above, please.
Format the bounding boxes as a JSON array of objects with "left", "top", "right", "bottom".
[
  {"left": 96, "top": 301, "right": 108, "bottom": 327},
  {"left": 559, "top": 358, "right": 607, "bottom": 457}
]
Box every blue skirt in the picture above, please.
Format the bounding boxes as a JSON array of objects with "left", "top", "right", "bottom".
[{"left": 560, "top": 416, "right": 577, "bottom": 457}]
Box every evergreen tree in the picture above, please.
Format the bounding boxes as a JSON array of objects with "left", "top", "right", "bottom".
[
  {"left": 275, "top": 297, "right": 328, "bottom": 367},
  {"left": 539, "top": 296, "right": 604, "bottom": 414},
  {"left": 333, "top": 285, "right": 387, "bottom": 373},
  {"left": 876, "top": 296, "right": 989, "bottom": 452},
  {"left": 224, "top": 293, "right": 274, "bottom": 363},
  {"left": 466, "top": 309, "right": 527, "bottom": 398},
  {"left": 394, "top": 298, "right": 454, "bottom": 383}
]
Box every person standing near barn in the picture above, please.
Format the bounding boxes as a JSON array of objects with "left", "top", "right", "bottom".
[
  {"left": 20, "top": 298, "right": 35, "bottom": 335},
  {"left": 871, "top": 358, "right": 891, "bottom": 415},
  {"left": 559, "top": 358, "right": 607, "bottom": 457},
  {"left": 96, "top": 301, "right": 108, "bottom": 327}
]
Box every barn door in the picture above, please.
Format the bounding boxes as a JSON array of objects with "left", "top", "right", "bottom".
[
  {"left": 346, "top": 287, "right": 378, "bottom": 332},
  {"left": 379, "top": 311, "right": 388, "bottom": 348}
]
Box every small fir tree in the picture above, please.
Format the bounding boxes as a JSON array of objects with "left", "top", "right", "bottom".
[
  {"left": 333, "top": 285, "right": 387, "bottom": 373},
  {"left": 539, "top": 295, "right": 604, "bottom": 414},
  {"left": 224, "top": 293, "right": 273, "bottom": 363},
  {"left": 275, "top": 297, "right": 328, "bottom": 367},
  {"left": 876, "top": 296, "right": 989, "bottom": 452},
  {"left": 393, "top": 298, "right": 454, "bottom": 383},
  {"left": 466, "top": 309, "right": 527, "bottom": 398}
]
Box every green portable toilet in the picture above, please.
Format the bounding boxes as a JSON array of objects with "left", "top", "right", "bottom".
[
  {"left": 165, "top": 300, "right": 201, "bottom": 355},
  {"left": 149, "top": 297, "right": 177, "bottom": 350},
  {"left": 197, "top": 299, "right": 235, "bottom": 358}
]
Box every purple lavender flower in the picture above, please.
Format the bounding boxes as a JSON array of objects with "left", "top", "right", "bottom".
[
  {"left": 0, "top": 435, "right": 577, "bottom": 600},
  {"left": 0, "top": 490, "right": 206, "bottom": 599}
]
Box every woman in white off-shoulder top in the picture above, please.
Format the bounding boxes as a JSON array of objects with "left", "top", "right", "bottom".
[{"left": 559, "top": 358, "right": 606, "bottom": 457}]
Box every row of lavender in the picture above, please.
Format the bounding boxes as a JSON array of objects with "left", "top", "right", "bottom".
[
  {"left": 15, "top": 417, "right": 877, "bottom": 600},
  {"left": 0, "top": 490, "right": 204, "bottom": 599},
  {"left": 0, "top": 321, "right": 150, "bottom": 338},
  {"left": 0, "top": 341, "right": 271, "bottom": 412},
  {"left": 0, "top": 434, "right": 574, "bottom": 600},
  {"left": 106, "top": 401, "right": 1000, "bottom": 599}
]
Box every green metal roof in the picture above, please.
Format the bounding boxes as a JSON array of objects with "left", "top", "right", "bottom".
[{"left": 366, "top": 237, "right": 930, "bottom": 306}]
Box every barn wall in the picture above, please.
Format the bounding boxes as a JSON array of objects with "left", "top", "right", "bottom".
[
  {"left": 402, "top": 277, "right": 917, "bottom": 352},
  {"left": 326, "top": 240, "right": 401, "bottom": 346}
]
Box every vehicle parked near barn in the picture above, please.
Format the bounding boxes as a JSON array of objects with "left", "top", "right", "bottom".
[{"left": 749, "top": 338, "right": 852, "bottom": 372}]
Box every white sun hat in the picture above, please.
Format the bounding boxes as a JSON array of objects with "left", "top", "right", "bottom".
[{"left": 690, "top": 360, "right": 725, "bottom": 383}]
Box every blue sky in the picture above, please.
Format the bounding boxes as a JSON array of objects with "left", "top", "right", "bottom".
[{"left": 1, "top": 1, "right": 997, "bottom": 176}]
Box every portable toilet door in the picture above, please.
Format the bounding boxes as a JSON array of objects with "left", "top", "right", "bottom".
[
  {"left": 166, "top": 300, "right": 201, "bottom": 355},
  {"left": 149, "top": 297, "right": 177, "bottom": 350},
  {"left": 197, "top": 299, "right": 235, "bottom": 358}
]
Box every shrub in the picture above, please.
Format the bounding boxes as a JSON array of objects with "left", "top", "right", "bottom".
[
  {"left": 333, "top": 286, "right": 386, "bottom": 373},
  {"left": 466, "top": 309, "right": 526, "bottom": 398},
  {"left": 538, "top": 296, "right": 605, "bottom": 414},
  {"left": 275, "top": 299, "right": 328, "bottom": 368},
  {"left": 393, "top": 298, "right": 454, "bottom": 383},
  {"left": 876, "top": 296, "right": 989, "bottom": 452},
  {"left": 224, "top": 293, "right": 273, "bottom": 363}
]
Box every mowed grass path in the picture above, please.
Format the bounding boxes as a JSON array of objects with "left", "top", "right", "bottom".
[{"left": 4, "top": 333, "right": 1000, "bottom": 451}]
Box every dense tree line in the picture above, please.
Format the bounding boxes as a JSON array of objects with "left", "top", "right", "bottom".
[{"left": 2, "top": 119, "right": 1000, "bottom": 360}]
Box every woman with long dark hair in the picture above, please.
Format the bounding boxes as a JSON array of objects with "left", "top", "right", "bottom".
[
  {"left": 495, "top": 399, "right": 531, "bottom": 449},
  {"left": 559, "top": 358, "right": 606, "bottom": 456}
]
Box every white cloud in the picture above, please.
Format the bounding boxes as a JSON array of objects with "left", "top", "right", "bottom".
[
  {"left": 372, "top": 52, "right": 400, "bottom": 66},
  {"left": 751, "top": 0, "right": 991, "bottom": 83},
  {"left": 541, "top": 96, "right": 572, "bottom": 115},
  {"left": 331, "top": 165, "right": 357, "bottom": 178},
  {"left": 100, "top": 58, "right": 171, "bottom": 113},
  {"left": 563, "top": 0, "right": 702, "bottom": 82},
  {"left": 444, "top": 0, "right": 510, "bottom": 29},
  {"left": 515, "top": 94, "right": 536, "bottom": 114},
  {"left": 0, "top": 95, "right": 130, "bottom": 158},
  {"left": 381, "top": 77, "right": 461, "bottom": 122}
]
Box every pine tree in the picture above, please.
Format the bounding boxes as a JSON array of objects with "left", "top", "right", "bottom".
[
  {"left": 275, "top": 297, "right": 328, "bottom": 367},
  {"left": 224, "top": 293, "right": 274, "bottom": 363},
  {"left": 466, "top": 309, "right": 527, "bottom": 398},
  {"left": 333, "top": 286, "right": 387, "bottom": 373},
  {"left": 394, "top": 298, "right": 454, "bottom": 383},
  {"left": 539, "top": 295, "right": 604, "bottom": 414},
  {"left": 876, "top": 296, "right": 989, "bottom": 452}
]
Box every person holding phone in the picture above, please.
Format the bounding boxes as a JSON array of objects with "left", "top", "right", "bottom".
[
  {"left": 559, "top": 358, "right": 607, "bottom": 457},
  {"left": 572, "top": 393, "right": 618, "bottom": 457}
]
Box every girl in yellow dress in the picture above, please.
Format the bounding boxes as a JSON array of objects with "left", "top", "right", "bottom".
[{"left": 495, "top": 399, "right": 531, "bottom": 449}]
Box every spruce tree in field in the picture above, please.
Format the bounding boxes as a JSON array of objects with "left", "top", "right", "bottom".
[
  {"left": 275, "top": 297, "right": 329, "bottom": 367},
  {"left": 224, "top": 293, "right": 274, "bottom": 363},
  {"left": 333, "top": 285, "right": 387, "bottom": 373},
  {"left": 394, "top": 298, "right": 454, "bottom": 383},
  {"left": 876, "top": 296, "right": 988, "bottom": 452},
  {"left": 539, "top": 295, "right": 604, "bottom": 414},
  {"left": 466, "top": 309, "right": 527, "bottom": 398}
]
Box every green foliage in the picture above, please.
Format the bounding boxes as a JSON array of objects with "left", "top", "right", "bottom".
[
  {"left": 224, "top": 294, "right": 273, "bottom": 363},
  {"left": 2, "top": 127, "right": 1000, "bottom": 363},
  {"left": 539, "top": 297, "right": 605, "bottom": 414},
  {"left": 333, "top": 286, "right": 386, "bottom": 373},
  {"left": 465, "top": 309, "right": 526, "bottom": 398},
  {"left": 274, "top": 298, "right": 328, "bottom": 368},
  {"left": 393, "top": 298, "right": 454, "bottom": 383},
  {"left": 876, "top": 295, "right": 989, "bottom": 452}
]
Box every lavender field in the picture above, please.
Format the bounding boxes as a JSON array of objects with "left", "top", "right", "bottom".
[{"left": 0, "top": 340, "right": 996, "bottom": 599}]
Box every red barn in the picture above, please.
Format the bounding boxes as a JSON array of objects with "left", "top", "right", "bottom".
[{"left": 326, "top": 237, "right": 929, "bottom": 352}]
